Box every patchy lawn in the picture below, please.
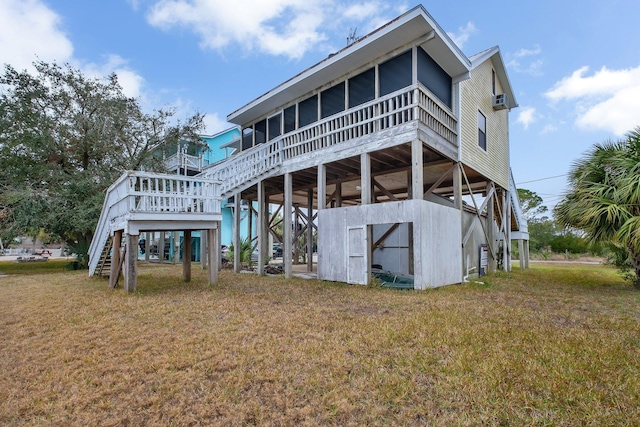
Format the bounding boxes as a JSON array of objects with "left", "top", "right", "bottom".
[{"left": 1, "top": 262, "right": 638, "bottom": 425}]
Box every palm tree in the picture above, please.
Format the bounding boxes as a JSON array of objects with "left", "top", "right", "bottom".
[{"left": 555, "top": 128, "right": 640, "bottom": 288}]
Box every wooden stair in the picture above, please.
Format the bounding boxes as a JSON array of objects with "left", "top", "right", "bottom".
[{"left": 96, "top": 237, "right": 114, "bottom": 277}]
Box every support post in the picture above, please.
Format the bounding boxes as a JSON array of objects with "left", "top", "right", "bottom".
[
  {"left": 307, "top": 188, "right": 313, "bottom": 272},
  {"left": 124, "top": 233, "right": 138, "bottom": 293},
  {"left": 518, "top": 239, "right": 525, "bottom": 269},
  {"left": 294, "top": 207, "right": 300, "bottom": 264},
  {"left": 487, "top": 182, "right": 496, "bottom": 273},
  {"left": 217, "top": 220, "right": 223, "bottom": 271},
  {"left": 183, "top": 230, "right": 192, "bottom": 282},
  {"left": 173, "top": 232, "right": 180, "bottom": 264},
  {"left": 453, "top": 163, "right": 464, "bottom": 279},
  {"left": 233, "top": 193, "right": 241, "bottom": 273},
  {"left": 317, "top": 163, "right": 326, "bottom": 211},
  {"left": 361, "top": 152, "right": 371, "bottom": 205},
  {"left": 200, "top": 230, "right": 207, "bottom": 269},
  {"left": 258, "top": 180, "right": 267, "bottom": 276},
  {"left": 109, "top": 230, "right": 123, "bottom": 289},
  {"left": 411, "top": 140, "right": 423, "bottom": 200},
  {"left": 144, "top": 231, "right": 150, "bottom": 262},
  {"left": 159, "top": 232, "right": 165, "bottom": 263},
  {"left": 505, "top": 192, "right": 512, "bottom": 272},
  {"left": 284, "top": 173, "right": 293, "bottom": 279},
  {"left": 452, "top": 162, "right": 463, "bottom": 210},
  {"left": 207, "top": 227, "right": 218, "bottom": 284}
]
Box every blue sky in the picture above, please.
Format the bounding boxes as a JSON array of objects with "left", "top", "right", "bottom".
[{"left": 2, "top": 0, "right": 640, "bottom": 212}]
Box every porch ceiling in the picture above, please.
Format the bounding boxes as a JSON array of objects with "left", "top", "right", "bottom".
[{"left": 239, "top": 143, "right": 489, "bottom": 208}]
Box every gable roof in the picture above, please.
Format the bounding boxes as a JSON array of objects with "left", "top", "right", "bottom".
[
  {"left": 469, "top": 46, "right": 518, "bottom": 109},
  {"left": 227, "top": 5, "right": 471, "bottom": 125}
]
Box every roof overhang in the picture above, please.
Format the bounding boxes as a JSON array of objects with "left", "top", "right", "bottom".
[{"left": 227, "top": 5, "right": 471, "bottom": 125}]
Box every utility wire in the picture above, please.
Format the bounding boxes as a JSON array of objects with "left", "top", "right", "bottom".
[{"left": 516, "top": 174, "right": 567, "bottom": 185}]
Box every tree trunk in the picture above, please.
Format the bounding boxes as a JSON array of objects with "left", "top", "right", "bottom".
[{"left": 628, "top": 248, "right": 640, "bottom": 289}]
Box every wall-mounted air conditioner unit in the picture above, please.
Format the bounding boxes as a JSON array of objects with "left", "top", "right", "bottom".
[{"left": 492, "top": 94, "right": 509, "bottom": 110}]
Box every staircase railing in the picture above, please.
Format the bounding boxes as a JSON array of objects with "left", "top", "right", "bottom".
[
  {"left": 88, "top": 171, "right": 222, "bottom": 276},
  {"left": 509, "top": 168, "right": 528, "bottom": 236},
  {"left": 199, "top": 137, "right": 283, "bottom": 197}
]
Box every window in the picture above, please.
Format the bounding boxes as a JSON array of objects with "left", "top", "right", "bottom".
[
  {"left": 298, "top": 94, "right": 318, "bottom": 127},
  {"left": 478, "top": 111, "right": 487, "bottom": 151},
  {"left": 321, "top": 82, "right": 345, "bottom": 119},
  {"left": 417, "top": 47, "right": 452, "bottom": 108},
  {"left": 242, "top": 127, "right": 253, "bottom": 150},
  {"left": 268, "top": 114, "right": 281, "bottom": 140},
  {"left": 254, "top": 119, "right": 266, "bottom": 145},
  {"left": 379, "top": 50, "right": 412, "bottom": 96},
  {"left": 284, "top": 105, "right": 296, "bottom": 133},
  {"left": 348, "top": 68, "right": 375, "bottom": 108},
  {"left": 492, "top": 69, "right": 496, "bottom": 95}
]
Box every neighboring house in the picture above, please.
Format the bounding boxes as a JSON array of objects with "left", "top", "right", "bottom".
[
  {"left": 89, "top": 5, "right": 528, "bottom": 291},
  {"left": 164, "top": 127, "right": 241, "bottom": 176},
  {"left": 142, "top": 126, "right": 254, "bottom": 263}
]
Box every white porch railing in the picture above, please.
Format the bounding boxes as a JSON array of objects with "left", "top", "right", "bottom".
[
  {"left": 200, "top": 83, "right": 457, "bottom": 198},
  {"left": 281, "top": 83, "right": 456, "bottom": 159},
  {"left": 165, "top": 152, "right": 206, "bottom": 173},
  {"left": 88, "top": 171, "right": 222, "bottom": 276}
]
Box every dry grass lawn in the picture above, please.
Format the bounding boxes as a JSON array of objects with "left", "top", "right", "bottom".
[{"left": 1, "top": 260, "right": 639, "bottom": 426}]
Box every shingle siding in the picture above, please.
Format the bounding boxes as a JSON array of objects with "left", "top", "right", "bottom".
[{"left": 460, "top": 58, "right": 510, "bottom": 189}]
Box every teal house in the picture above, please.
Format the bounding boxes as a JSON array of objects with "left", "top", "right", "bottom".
[{"left": 145, "top": 126, "right": 258, "bottom": 261}]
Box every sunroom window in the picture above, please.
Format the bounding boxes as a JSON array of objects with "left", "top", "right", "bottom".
[
  {"left": 348, "top": 67, "right": 375, "bottom": 108},
  {"left": 268, "top": 114, "right": 281, "bottom": 141},
  {"left": 242, "top": 127, "right": 253, "bottom": 150},
  {"left": 254, "top": 119, "right": 266, "bottom": 145},
  {"left": 321, "top": 82, "right": 345, "bottom": 119},
  {"left": 417, "top": 47, "right": 452, "bottom": 108},
  {"left": 284, "top": 105, "right": 296, "bottom": 133},
  {"left": 379, "top": 50, "right": 412, "bottom": 96},
  {"left": 298, "top": 94, "right": 318, "bottom": 127}
]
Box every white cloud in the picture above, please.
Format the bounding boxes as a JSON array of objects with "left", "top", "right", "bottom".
[
  {"left": 0, "top": 0, "right": 73, "bottom": 71},
  {"left": 82, "top": 55, "right": 145, "bottom": 99},
  {"left": 203, "top": 113, "right": 231, "bottom": 135},
  {"left": 147, "top": 0, "right": 332, "bottom": 60},
  {"left": 514, "top": 44, "right": 541, "bottom": 58},
  {"left": 507, "top": 44, "right": 543, "bottom": 76},
  {"left": 447, "top": 22, "right": 476, "bottom": 49},
  {"left": 343, "top": 2, "right": 380, "bottom": 20},
  {"left": 516, "top": 106, "right": 537, "bottom": 130},
  {"left": 0, "top": 0, "right": 146, "bottom": 101},
  {"left": 545, "top": 65, "right": 640, "bottom": 136}
]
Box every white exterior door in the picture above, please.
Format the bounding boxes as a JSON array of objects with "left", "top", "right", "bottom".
[{"left": 347, "top": 226, "right": 368, "bottom": 284}]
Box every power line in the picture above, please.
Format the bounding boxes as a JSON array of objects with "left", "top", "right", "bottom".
[{"left": 516, "top": 174, "right": 567, "bottom": 185}]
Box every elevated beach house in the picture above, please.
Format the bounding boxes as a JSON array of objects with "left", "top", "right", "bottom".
[{"left": 89, "top": 5, "right": 528, "bottom": 291}]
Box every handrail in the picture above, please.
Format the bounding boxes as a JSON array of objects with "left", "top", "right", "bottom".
[
  {"left": 509, "top": 168, "right": 528, "bottom": 234},
  {"left": 88, "top": 171, "right": 222, "bottom": 276},
  {"left": 198, "top": 83, "right": 457, "bottom": 198}
]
